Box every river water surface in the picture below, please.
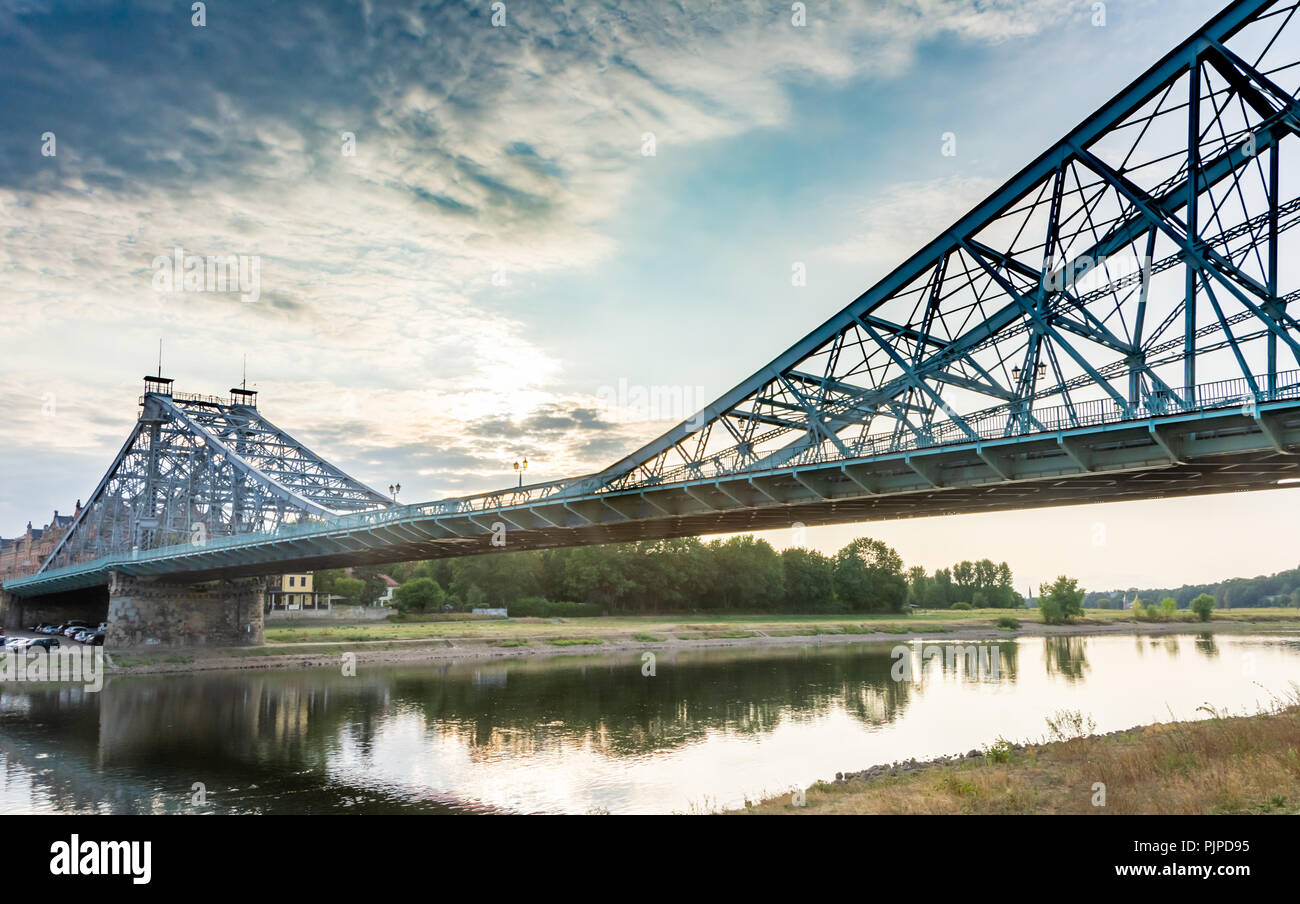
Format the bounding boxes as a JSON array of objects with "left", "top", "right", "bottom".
[{"left": 1, "top": 632, "right": 1297, "bottom": 814}]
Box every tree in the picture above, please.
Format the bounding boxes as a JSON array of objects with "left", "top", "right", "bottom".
[
  {"left": 450, "top": 552, "right": 540, "bottom": 608},
  {"left": 1190, "top": 593, "right": 1215, "bottom": 622},
  {"left": 313, "top": 568, "right": 348, "bottom": 596},
  {"left": 350, "top": 565, "right": 392, "bottom": 605},
  {"left": 1038, "top": 575, "right": 1085, "bottom": 625},
  {"left": 558, "top": 545, "right": 639, "bottom": 611},
  {"left": 931, "top": 568, "right": 955, "bottom": 608},
  {"left": 783, "top": 548, "right": 836, "bottom": 611},
  {"left": 833, "top": 537, "right": 906, "bottom": 612},
  {"left": 707, "top": 536, "right": 783, "bottom": 610},
  {"left": 905, "top": 565, "right": 931, "bottom": 609},
  {"left": 330, "top": 576, "right": 366, "bottom": 606},
  {"left": 394, "top": 577, "right": 445, "bottom": 613},
  {"left": 1159, "top": 596, "right": 1178, "bottom": 618}
]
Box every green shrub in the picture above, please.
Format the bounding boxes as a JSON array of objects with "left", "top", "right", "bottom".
[
  {"left": 983, "top": 738, "right": 1015, "bottom": 764},
  {"left": 1190, "top": 593, "right": 1215, "bottom": 622},
  {"left": 393, "top": 577, "right": 445, "bottom": 613},
  {"left": 1038, "top": 576, "right": 1085, "bottom": 625},
  {"left": 950, "top": 602, "right": 973, "bottom": 611},
  {"left": 994, "top": 616, "right": 1020, "bottom": 630}
]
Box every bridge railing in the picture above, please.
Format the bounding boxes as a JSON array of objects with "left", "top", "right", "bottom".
[{"left": 645, "top": 369, "right": 1300, "bottom": 483}]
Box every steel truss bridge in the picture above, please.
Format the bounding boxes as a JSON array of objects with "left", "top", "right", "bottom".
[{"left": 7, "top": 0, "right": 1300, "bottom": 599}]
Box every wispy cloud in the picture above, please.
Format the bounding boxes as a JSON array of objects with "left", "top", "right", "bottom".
[{"left": 0, "top": 0, "right": 1087, "bottom": 523}]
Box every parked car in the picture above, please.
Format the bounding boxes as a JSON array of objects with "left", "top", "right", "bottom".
[
  {"left": 4, "top": 636, "right": 28, "bottom": 650},
  {"left": 24, "top": 637, "right": 60, "bottom": 650},
  {"left": 87, "top": 632, "right": 105, "bottom": 646},
  {"left": 61, "top": 624, "right": 90, "bottom": 638},
  {"left": 73, "top": 630, "right": 91, "bottom": 643}
]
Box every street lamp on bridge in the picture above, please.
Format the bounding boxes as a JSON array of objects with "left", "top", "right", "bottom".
[
  {"left": 388, "top": 483, "right": 401, "bottom": 503},
  {"left": 513, "top": 458, "right": 528, "bottom": 487}
]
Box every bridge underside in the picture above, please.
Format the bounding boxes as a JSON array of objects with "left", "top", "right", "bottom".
[
  {"left": 10, "top": 404, "right": 1291, "bottom": 594},
  {"left": 153, "top": 448, "right": 1298, "bottom": 584}
]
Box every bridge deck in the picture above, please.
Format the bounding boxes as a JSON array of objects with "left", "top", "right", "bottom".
[{"left": 7, "top": 397, "right": 1298, "bottom": 596}]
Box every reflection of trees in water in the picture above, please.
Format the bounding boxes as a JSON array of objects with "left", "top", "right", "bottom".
[
  {"left": 391, "top": 645, "right": 925, "bottom": 759},
  {"left": 1043, "top": 637, "right": 1091, "bottom": 683},
  {"left": 1158, "top": 636, "right": 1181, "bottom": 657},
  {"left": 1194, "top": 633, "right": 1220, "bottom": 658},
  {"left": 0, "top": 641, "right": 1030, "bottom": 811}
]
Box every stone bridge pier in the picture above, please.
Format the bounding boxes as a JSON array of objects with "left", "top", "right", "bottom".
[{"left": 105, "top": 571, "right": 266, "bottom": 648}]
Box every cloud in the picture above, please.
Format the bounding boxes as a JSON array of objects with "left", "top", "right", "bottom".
[
  {"left": 0, "top": 0, "right": 1084, "bottom": 526},
  {"left": 824, "top": 174, "right": 999, "bottom": 276}
]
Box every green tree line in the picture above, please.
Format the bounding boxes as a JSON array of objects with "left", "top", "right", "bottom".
[
  {"left": 313, "top": 536, "right": 1024, "bottom": 615},
  {"left": 1086, "top": 563, "right": 1300, "bottom": 610}
]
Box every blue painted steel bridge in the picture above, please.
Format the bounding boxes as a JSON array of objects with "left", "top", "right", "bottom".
[{"left": 7, "top": 0, "right": 1300, "bottom": 600}]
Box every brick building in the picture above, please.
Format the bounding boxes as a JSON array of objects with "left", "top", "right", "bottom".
[{"left": 0, "top": 502, "right": 81, "bottom": 583}]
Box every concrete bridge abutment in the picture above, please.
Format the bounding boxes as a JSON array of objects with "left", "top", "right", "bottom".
[
  {"left": 1, "top": 589, "right": 17, "bottom": 631},
  {"left": 105, "top": 571, "right": 266, "bottom": 648}
]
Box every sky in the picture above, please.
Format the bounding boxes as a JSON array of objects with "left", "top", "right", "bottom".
[{"left": 0, "top": 0, "right": 1294, "bottom": 594}]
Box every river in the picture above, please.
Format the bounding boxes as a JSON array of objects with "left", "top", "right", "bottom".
[{"left": 1, "top": 632, "right": 1297, "bottom": 814}]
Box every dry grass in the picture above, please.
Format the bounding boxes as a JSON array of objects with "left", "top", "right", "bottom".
[{"left": 736, "top": 697, "right": 1300, "bottom": 815}]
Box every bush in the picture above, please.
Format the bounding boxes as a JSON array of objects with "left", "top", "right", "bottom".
[
  {"left": 393, "top": 578, "right": 445, "bottom": 613},
  {"left": 950, "top": 601, "right": 973, "bottom": 611},
  {"left": 983, "top": 738, "right": 1015, "bottom": 764},
  {"left": 1039, "top": 576, "right": 1085, "bottom": 625},
  {"left": 1190, "top": 593, "right": 1215, "bottom": 622},
  {"left": 994, "top": 616, "right": 1020, "bottom": 630},
  {"left": 1132, "top": 598, "right": 1170, "bottom": 622},
  {"left": 506, "top": 597, "right": 602, "bottom": 618}
]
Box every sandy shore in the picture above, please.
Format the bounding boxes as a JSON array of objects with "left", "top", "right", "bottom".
[{"left": 101, "top": 617, "right": 1296, "bottom": 676}]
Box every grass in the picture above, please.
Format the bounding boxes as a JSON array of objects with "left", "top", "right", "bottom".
[
  {"left": 546, "top": 637, "right": 604, "bottom": 646},
  {"left": 633, "top": 633, "right": 668, "bottom": 643},
  {"left": 735, "top": 691, "right": 1300, "bottom": 815}
]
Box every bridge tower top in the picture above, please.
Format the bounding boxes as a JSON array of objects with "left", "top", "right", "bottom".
[{"left": 142, "top": 375, "right": 173, "bottom": 396}]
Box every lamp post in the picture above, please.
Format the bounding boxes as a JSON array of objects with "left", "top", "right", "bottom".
[
  {"left": 388, "top": 483, "right": 401, "bottom": 503},
  {"left": 513, "top": 457, "right": 528, "bottom": 487}
]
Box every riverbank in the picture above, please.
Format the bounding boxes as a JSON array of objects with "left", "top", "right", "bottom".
[
  {"left": 731, "top": 699, "right": 1300, "bottom": 814},
  {"left": 95, "top": 608, "right": 1300, "bottom": 675}
]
